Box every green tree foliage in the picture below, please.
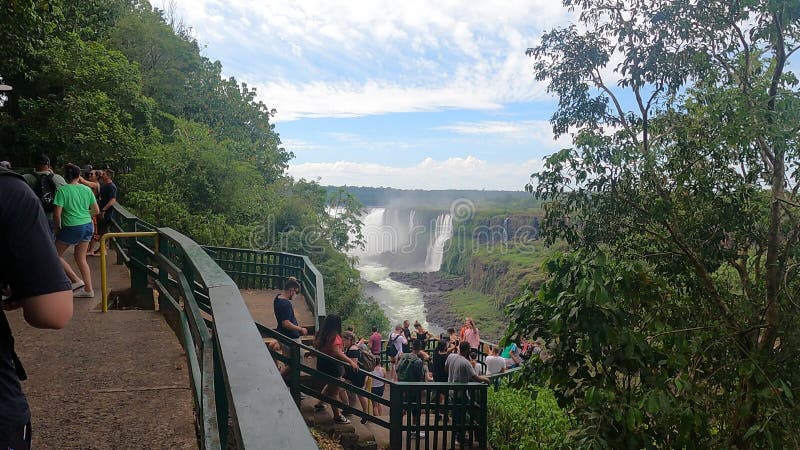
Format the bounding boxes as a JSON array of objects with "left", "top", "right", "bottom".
[
  {"left": 0, "top": 0, "right": 387, "bottom": 332},
  {"left": 487, "top": 385, "right": 572, "bottom": 450},
  {"left": 509, "top": 0, "right": 800, "bottom": 447}
]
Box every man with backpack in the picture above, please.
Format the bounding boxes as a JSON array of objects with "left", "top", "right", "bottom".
[
  {"left": 386, "top": 325, "right": 407, "bottom": 380},
  {"left": 1, "top": 165, "right": 73, "bottom": 449},
  {"left": 22, "top": 155, "right": 66, "bottom": 236},
  {"left": 396, "top": 339, "right": 428, "bottom": 438}
]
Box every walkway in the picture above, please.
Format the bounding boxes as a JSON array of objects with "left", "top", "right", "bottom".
[{"left": 7, "top": 249, "right": 196, "bottom": 449}]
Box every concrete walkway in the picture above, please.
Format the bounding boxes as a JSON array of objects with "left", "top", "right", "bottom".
[{"left": 7, "top": 249, "right": 196, "bottom": 449}]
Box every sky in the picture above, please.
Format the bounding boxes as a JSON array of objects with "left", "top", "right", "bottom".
[{"left": 168, "top": 0, "right": 578, "bottom": 190}]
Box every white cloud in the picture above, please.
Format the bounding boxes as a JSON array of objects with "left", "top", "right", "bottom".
[
  {"left": 288, "top": 155, "right": 545, "bottom": 190},
  {"left": 281, "top": 138, "right": 320, "bottom": 152},
  {"left": 435, "top": 120, "right": 572, "bottom": 147},
  {"left": 257, "top": 80, "right": 507, "bottom": 122},
  {"left": 170, "top": 0, "right": 576, "bottom": 121}
]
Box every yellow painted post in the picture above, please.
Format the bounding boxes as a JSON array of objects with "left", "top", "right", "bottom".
[{"left": 100, "top": 232, "right": 159, "bottom": 312}]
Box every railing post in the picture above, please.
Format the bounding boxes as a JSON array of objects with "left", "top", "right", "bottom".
[
  {"left": 477, "top": 384, "right": 488, "bottom": 449},
  {"left": 213, "top": 342, "right": 229, "bottom": 449},
  {"left": 289, "top": 342, "right": 301, "bottom": 407},
  {"left": 389, "top": 383, "right": 404, "bottom": 450}
]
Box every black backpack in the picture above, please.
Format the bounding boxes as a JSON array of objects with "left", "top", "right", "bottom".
[
  {"left": 33, "top": 172, "right": 57, "bottom": 213},
  {"left": 386, "top": 334, "right": 399, "bottom": 357}
]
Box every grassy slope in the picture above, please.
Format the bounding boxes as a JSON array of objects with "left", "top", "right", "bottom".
[{"left": 444, "top": 241, "right": 567, "bottom": 342}]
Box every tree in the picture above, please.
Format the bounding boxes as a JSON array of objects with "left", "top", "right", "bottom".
[{"left": 509, "top": 0, "right": 800, "bottom": 447}]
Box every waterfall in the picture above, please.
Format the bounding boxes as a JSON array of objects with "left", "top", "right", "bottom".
[
  {"left": 350, "top": 208, "right": 389, "bottom": 259},
  {"left": 503, "top": 217, "right": 510, "bottom": 242},
  {"left": 424, "top": 213, "right": 454, "bottom": 272}
]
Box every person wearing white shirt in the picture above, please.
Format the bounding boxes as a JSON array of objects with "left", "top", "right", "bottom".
[{"left": 485, "top": 346, "right": 506, "bottom": 375}]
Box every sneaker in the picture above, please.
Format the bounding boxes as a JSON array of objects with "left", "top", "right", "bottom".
[
  {"left": 74, "top": 290, "right": 94, "bottom": 298},
  {"left": 71, "top": 280, "right": 85, "bottom": 291},
  {"left": 410, "top": 431, "right": 426, "bottom": 439},
  {"left": 333, "top": 416, "right": 350, "bottom": 424}
]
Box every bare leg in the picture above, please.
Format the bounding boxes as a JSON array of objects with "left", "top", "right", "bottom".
[
  {"left": 372, "top": 396, "right": 382, "bottom": 416},
  {"left": 74, "top": 241, "right": 92, "bottom": 292},
  {"left": 322, "top": 384, "right": 343, "bottom": 419},
  {"left": 358, "top": 394, "right": 369, "bottom": 412},
  {"left": 56, "top": 241, "right": 79, "bottom": 283}
]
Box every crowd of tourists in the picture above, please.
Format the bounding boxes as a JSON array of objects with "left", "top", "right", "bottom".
[
  {"left": 5, "top": 155, "right": 119, "bottom": 299},
  {"left": 3, "top": 156, "right": 119, "bottom": 295},
  {"left": 270, "top": 283, "right": 542, "bottom": 441}
]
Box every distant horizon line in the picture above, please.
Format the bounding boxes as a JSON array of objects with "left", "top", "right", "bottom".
[{"left": 324, "top": 184, "right": 530, "bottom": 194}]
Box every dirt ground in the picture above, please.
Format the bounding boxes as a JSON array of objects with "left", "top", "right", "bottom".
[{"left": 7, "top": 248, "right": 197, "bottom": 449}]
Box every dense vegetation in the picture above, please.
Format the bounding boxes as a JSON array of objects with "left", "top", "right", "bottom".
[
  {"left": 330, "top": 185, "right": 537, "bottom": 209},
  {"left": 0, "top": 0, "right": 388, "bottom": 333},
  {"left": 487, "top": 384, "right": 572, "bottom": 450},
  {"left": 508, "top": 0, "right": 800, "bottom": 447}
]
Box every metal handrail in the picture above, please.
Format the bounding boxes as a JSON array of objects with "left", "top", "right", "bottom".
[
  {"left": 107, "top": 206, "right": 318, "bottom": 449},
  {"left": 262, "top": 325, "right": 489, "bottom": 450},
  {"left": 202, "top": 246, "right": 326, "bottom": 330},
  {"left": 99, "top": 231, "right": 158, "bottom": 312}
]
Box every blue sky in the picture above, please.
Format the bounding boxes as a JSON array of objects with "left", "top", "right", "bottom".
[
  {"left": 168, "top": 0, "right": 577, "bottom": 189},
  {"left": 167, "top": 1, "right": 800, "bottom": 190}
]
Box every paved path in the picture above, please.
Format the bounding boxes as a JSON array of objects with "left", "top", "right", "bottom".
[{"left": 8, "top": 249, "right": 196, "bottom": 449}]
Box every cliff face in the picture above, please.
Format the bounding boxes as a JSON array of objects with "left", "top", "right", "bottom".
[
  {"left": 438, "top": 211, "right": 547, "bottom": 309},
  {"left": 466, "top": 257, "right": 508, "bottom": 299}
]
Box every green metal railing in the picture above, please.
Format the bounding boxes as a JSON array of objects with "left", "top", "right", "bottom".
[
  {"left": 262, "top": 325, "right": 489, "bottom": 450},
  {"left": 107, "top": 205, "right": 317, "bottom": 449},
  {"left": 106, "top": 205, "right": 509, "bottom": 450},
  {"left": 202, "top": 246, "right": 326, "bottom": 331}
]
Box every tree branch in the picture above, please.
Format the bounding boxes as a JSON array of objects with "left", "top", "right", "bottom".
[{"left": 592, "top": 68, "right": 641, "bottom": 148}]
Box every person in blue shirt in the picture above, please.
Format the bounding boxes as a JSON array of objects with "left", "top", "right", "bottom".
[{"left": 274, "top": 277, "right": 307, "bottom": 343}]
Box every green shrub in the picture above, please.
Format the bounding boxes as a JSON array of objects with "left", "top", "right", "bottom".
[{"left": 487, "top": 385, "right": 572, "bottom": 450}]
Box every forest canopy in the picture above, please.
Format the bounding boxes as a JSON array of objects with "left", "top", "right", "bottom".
[
  {"left": 509, "top": 0, "right": 800, "bottom": 447},
  {"left": 0, "top": 0, "right": 388, "bottom": 333}
]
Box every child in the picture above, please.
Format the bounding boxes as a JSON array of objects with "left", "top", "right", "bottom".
[{"left": 369, "top": 364, "right": 386, "bottom": 416}]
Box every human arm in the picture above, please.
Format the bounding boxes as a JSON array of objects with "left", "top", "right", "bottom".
[
  {"left": 1, "top": 177, "right": 73, "bottom": 328},
  {"left": 78, "top": 176, "right": 99, "bottom": 190},
  {"left": 334, "top": 345, "right": 358, "bottom": 371},
  {"left": 21, "top": 291, "right": 73, "bottom": 329},
  {"left": 101, "top": 196, "right": 117, "bottom": 213},
  {"left": 90, "top": 201, "right": 100, "bottom": 217},
  {"left": 281, "top": 319, "right": 307, "bottom": 336},
  {"left": 471, "top": 373, "right": 490, "bottom": 384},
  {"left": 53, "top": 205, "right": 63, "bottom": 230}
]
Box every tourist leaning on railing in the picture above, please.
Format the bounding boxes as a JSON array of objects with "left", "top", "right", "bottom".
[
  {"left": 341, "top": 331, "right": 370, "bottom": 419},
  {"left": 312, "top": 314, "right": 357, "bottom": 425}
]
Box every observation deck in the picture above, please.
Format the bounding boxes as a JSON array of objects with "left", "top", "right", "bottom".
[{"left": 11, "top": 204, "right": 515, "bottom": 449}]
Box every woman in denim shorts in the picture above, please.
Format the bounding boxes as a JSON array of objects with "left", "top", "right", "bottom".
[{"left": 53, "top": 164, "right": 99, "bottom": 298}]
